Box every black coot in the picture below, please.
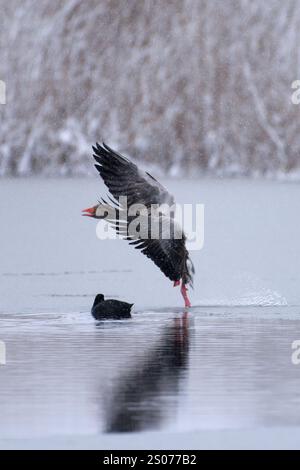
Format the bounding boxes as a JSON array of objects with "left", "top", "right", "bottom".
[{"left": 91, "top": 294, "right": 133, "bottom": 320}]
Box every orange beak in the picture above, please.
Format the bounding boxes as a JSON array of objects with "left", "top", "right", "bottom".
[{"left": 82, "top": 206, "right": 97, "bottom": 217}]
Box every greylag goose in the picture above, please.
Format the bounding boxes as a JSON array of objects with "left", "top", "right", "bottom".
[{"left": 82, "top": 143, "right": 194, "bottom": 307}]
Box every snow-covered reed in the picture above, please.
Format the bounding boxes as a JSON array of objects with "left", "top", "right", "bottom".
[{"left": 1, "top": 0, "right": 300, "bottom": 177}]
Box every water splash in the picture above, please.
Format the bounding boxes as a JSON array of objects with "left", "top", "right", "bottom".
[{"left": 195, "top": 273, "right": 288, "bottom": 307}]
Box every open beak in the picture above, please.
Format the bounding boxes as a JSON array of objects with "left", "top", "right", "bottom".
[{"left": 82, "top": 206, "right": 97, "bottom": 217}]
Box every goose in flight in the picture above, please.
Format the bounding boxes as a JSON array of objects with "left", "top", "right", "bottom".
[{"left": 82, "top": 143, "right": 194, "bottom": 307}]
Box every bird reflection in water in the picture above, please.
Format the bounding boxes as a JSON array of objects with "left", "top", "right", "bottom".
[{"left": 104, "top": 312, "right": 191, "bottom": 433}]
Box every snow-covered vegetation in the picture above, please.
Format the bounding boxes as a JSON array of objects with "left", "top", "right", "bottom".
[{"left": 1, "top": 0, "right": 300, "bottom": 177}]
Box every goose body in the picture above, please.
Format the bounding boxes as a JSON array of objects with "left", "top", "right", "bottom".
[{"left": 83, "top": 143, "right": 195, "bottom": 307}]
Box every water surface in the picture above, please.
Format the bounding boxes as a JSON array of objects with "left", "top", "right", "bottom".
[{"left": 0, "top": 178, "right": 299, "bottom": 441}]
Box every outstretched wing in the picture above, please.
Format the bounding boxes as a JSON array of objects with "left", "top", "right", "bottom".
[
  {"left": 110, "top": 211, "right": 187, "bottom": 283},
  {"left": 131, "top": 237, "right": 187, "bottom": 283},
  {"left": 92, "top": 143, "right": 194, "bottom": 286},
  {"left": 92, "top": 142, "right": 175, "bottom": 209}
]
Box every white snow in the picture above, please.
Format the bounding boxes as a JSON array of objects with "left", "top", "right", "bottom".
[{"left": 1, "top": 1, "right": 300, "bottom": 177}]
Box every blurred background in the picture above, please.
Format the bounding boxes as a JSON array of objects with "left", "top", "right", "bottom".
[
  {"left": 2, "top": 2, "right": 300, "bottom": 449},
  {"left": 0, "top": 0, "right": 300, "bottom": 177}
]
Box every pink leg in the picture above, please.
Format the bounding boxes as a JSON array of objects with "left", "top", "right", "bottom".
[
  {"left": 173, "top": 280, "right": 180, "bottom": 287},
  {"left": 181, "top": 282, "right": 191, "bottom": 308}
]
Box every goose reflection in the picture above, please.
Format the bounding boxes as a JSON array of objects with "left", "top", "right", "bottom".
[{"left": 104, "top": 312, "right": 191, "bottom": 433}]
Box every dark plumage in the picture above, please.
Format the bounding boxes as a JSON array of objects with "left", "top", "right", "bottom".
[
  {"left": 83, "top": 142, "right": 195, "bottom": 307},
  {"left": 92, "top": 142, "right": 175, "bottom": 209},
  {"left": 91, "top": 294, "right": 133, "bottom": 320}
]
